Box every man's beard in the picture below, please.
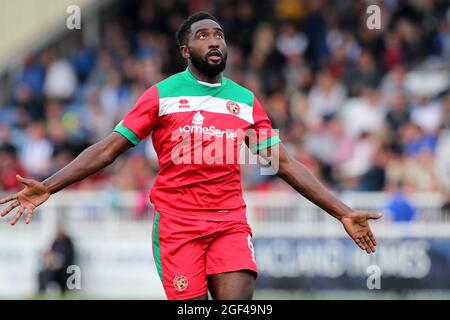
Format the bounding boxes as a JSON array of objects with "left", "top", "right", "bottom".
[{"left": 189, "top": 49, "right": 227, "bottom": 78}]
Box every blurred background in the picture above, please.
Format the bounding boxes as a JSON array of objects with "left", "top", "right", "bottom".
[{"left": 1, "top": 0, "right": 450, "bottom": 299}]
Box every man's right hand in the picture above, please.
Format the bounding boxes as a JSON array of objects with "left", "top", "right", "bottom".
[{"left": 0, "top": 175, "right": 50, "bottom": 225}]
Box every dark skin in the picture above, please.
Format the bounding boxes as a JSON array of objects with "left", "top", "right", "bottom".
[
  {"left": 180, "top": 19, "right": 226, "bottom": 84},
  {"left": 0, "top": 19, "right": 382, "bottom": 300}
]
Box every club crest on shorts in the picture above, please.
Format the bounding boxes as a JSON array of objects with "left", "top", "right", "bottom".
[
  {"left": 173, "top": 274, "right": 189, "bottom": 292},
  {"left": 226, "top": 101, "right": 240, "bottom": 115}
]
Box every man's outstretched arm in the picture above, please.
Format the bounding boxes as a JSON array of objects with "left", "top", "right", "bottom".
[
  {"left": 258, "top": 142, "right": 382, "bottom": 254},
  {"left": 43, "top": 132, "right": 132, "bottom": 194},
  {"left": 0, "top": 132, "right": 133, "bottom": 225}
]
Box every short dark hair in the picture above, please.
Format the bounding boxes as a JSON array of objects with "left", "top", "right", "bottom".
[{"left": 176, "top": 12, "right": 222, "bottom": 47}]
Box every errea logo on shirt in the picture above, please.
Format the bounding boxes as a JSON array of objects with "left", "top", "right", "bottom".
[{"left": 178, "top": 98, "right": 190, "bottom": 109}]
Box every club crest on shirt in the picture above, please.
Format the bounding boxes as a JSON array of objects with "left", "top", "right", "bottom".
[
  {"left": 173, "top": 274, "right": 189, "bottom": 292},
  {"left": 226, "top": 101, "right": 240, "bottom": 115}
]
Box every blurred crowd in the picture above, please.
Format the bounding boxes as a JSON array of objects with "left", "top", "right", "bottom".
[{"left": 1, "top": 0, "right": 450, "bottom": 218}]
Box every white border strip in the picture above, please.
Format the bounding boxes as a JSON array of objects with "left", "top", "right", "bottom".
[{"left": 159, "top": 96, "right": 254, "bottom": 124}]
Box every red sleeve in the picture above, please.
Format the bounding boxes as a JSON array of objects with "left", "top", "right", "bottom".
[
  {"left": 248, "top": 96, "right": 281, "bottom": 153},
  {"left": 114, "top": 85, "right": 159, "bottom": 145}
]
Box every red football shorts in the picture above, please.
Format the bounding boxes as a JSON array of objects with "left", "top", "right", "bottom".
[{"left": 151, "top": 210, "right": 258, "bottom": 300}]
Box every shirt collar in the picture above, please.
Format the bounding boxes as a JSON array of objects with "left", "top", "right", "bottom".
[{"left": 184, "top": 67, "right": 224, "bottom": 87}]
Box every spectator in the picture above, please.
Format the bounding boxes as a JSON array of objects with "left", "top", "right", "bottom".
[
  {"left": 43, "top": 50, "right": 78, "bottom": 101},
  {"left": 387, "top": 148, "right": 439, "bottom": 192},
  {"left": 442, "top": 192, "right": 450, "bottom": 218},
  {"left": 11, "top": 54, "right": 45, "bottom": 102},
  {"left": 358, "top": 146, "right": 390, "bottom": 192},
  {"left": 382, "top": 33, "right": 404, "bottom": 70},
  {"left": 410, "top": 95, "right": 442, "bottom": 135},
  {"left": 87, "top": 50, "right": 115, "bottom": 89},
  {"left": 19, "top": 122, "right": 53, "bottom": 180},
  {"left": 383, "top": 182, "right": 417, "bottom": 222},
  {"left": 380, "top": 64, "right": 409, "bottom": 97},
  {"left": 0, "top": 0, "right": 450, "bottom": 199},
  {"left": 339, "top": 131, "right": 377, "bottom": 187},
  {"left": 99, "top": 71, "right": 127, "bottom": 116},
  {"left": 0, "top": 144, "right": 27, "bottom": 191},
  {"left": 37, "top": 228, "right": 76, "bottom": 296},
  {"left": 307, "top": 68, "right": 347, "bottom": 118},
  {"left": 400, "top": 123, "right": 436, "bottom": 158},
  {"left": 441, "top": 92, "right": 450, "bottom": 128},
  {"left": 435, "top": 128, "right": 450, "bottom": 193},
  {"left": 385, "top": 92, "right": 411, "bottom": 133},
  {"left": 85, "top": 89, "right": 116, "bottom": 143},
  {"left": 339, "top": 86, "right": 386, "bottom": 137},
  {"left": 276, "top": 23, "right": 308, "bottom": 62},
  {"left": 345, "top": 49, "right": 380, "bottom": 96}
]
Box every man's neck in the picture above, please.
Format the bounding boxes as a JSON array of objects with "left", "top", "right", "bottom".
[{"left": 187, "top": 65, "right": 222, "bottom": 84}]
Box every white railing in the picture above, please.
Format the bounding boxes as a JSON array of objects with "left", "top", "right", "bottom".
[
  {"left": 244, "top": 191, "right": 450, "bottom": 238},
  {"left": 1, "top": 190, "right": 450, "bottom": 240},
  {"left": 1, "top": 190, "right": 449, "bottom": 298}
]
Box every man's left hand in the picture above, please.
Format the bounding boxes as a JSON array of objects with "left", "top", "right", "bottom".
[{"left": 341, "top": 211, "right": 383, "bottom": 254}]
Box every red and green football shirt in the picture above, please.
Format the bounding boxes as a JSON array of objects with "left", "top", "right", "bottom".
[{"left": 114, "top": 68, "right": 281, "bottom": 221}]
